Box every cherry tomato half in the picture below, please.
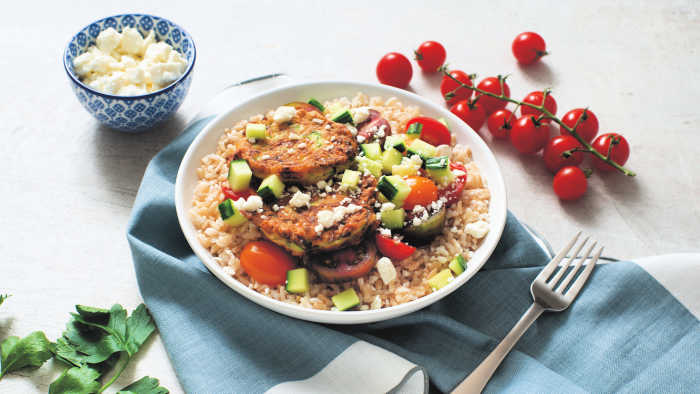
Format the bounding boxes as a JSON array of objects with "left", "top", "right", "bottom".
[
  {"left": 403, "top": 176, "right": 438, "bottom": 210},
  {"left": 375, "top": 234, "right": 416, "bottom": 261},
  {"left": 415, "top": 41, "right": 446, "bottom": 72},
  {"left": 239, "top": 241, "right": 295, "bottom": 286},
  {"left": 561, "top": 108, "right": 599, "bottom": 143},
  {"left": 439, "top": 162, "right": 467, "bottom": 206},
  {"left": 553, "top": 166, "right": 587, "bottom": 201},
  {"left": 543, "top": 135, "right": 584, "bottom": 173},
  {"left": 591, "top": 133, "right": 630, "bottom": 172},
  {"left": 450, "top": 99, "right": 487, "bottom": 132},
  {"left": 376, "top": 52, "right": 413, "bottom": 89},
  {"left": 521, "top": 91, "right": 557, "bottom": 122},
  {"left": 222, "top": 185, "right": 255, "bottom": 201},
  {"left": 510, "top": 116, "right": 550, "bottom": 154},
  {"left": 476, "top": 77, "right": 511, "bottom": 114},
  {"left": 440, "top": 70, "right": 473, "bottom": 106},
  {"left": 405, "top": 117, "right": 451, "bottom": 146},
  {"left": 512, "top": 32, "right": 547, "bottom": 65},
  {"left": 487, "top": 109, "right": 514, "bottom": 139}
]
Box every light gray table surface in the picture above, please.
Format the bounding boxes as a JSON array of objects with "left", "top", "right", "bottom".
[{"left": 2, "top": 1, "right": 699, "bottom": 392}]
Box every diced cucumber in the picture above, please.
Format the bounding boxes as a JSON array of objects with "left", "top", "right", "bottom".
[
  {"left": 307, "top": 98, "right": 325, "bottom": 112},
  {"left": 218, "top": 199, "right": 247, "bottom": 227},
  {"left": 356, "top": 156, "right": 382, "bottom": 178},
  {"left": 360, "top": 143, "right": 382, "bottom": 161},
  {"left": 438, "top": 117, "right": 450, "bottom": 130},
  {"left": 384, "top": 134, "right": 407, "bottom": 152},
  {"left": 332, "top": 288, "right": 360, "bottom": 311},
  {"left": 406, "top": 122, "right": 423, "bottom": 135},
  {"left": 425, "top": 156, "right": 449, "bottom": 170},
  {"left": 377, "top": 192, "right": 389, "bottom": 203},
  {"left": 245, "top": 123, "right": 266, "bottom": 140},
  {"left": 341, "top": 169, "right": 361, "bottom": 189},
  {"left": 257, "top": 174, "right": 285, "bottom": 202},
  {"left": 425, "top": 156, "right": 454, "bottom": 186},
  {"left": 428, "top": 269, "right": 454, "bottom": 291},
  {"left": 381, "top": 148, "right": 403, "bottom": 174},
  {"left": 286, "top": 268, "right": 310, "bottom": 294},
  {"left": 381, "top": 208, "right": 405, "bottom": 229},
  {"left": 227, "top": 160, "right": 252, "bottom": 191},
  {"left": 449, "top": 255, "right": 466, "bottom": 275},
  {"left": 406, "top": 139, "right": 437, "bottom": 162},
  {"left": 377, "top": 175, "right": 411, "bottom": 206},
  {"left": 331, "top": 109, "right": 353, "bottom": 123}
]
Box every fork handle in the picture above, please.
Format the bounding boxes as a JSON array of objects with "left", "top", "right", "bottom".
[{"left": 451, "top": 303, "right": 545, "bottom": 394}]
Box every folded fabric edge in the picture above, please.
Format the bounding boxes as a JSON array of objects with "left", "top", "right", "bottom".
[
  {"left": 264, "top": 341, "right": 428, "bottom": 394},
  {"left": 634, "top": 253, "right": 700, "bottom": 319}
]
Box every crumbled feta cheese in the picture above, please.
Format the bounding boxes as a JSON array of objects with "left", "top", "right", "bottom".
[
  {"left": 289, "top": 132, "right": 301, "bottom": 140},
  {"left": 260, "top": 154, "right": 270, "bottom": 160},
  {"left": 312, "top": 118, "right": 324, "bottom": 124},
  {"left": 412, "top": 205, "right": 425, "bottom": 214},
  {"left": 316, "top": 180, "right": 327, "bottom": 189},
  {"left": 325, "top": 124, "right": 332, "bottom": 130},
  {"left": 242, "top": 195, "right": 263, "bottom": 212},
  {"left": 379, "top": 227, "right": 392, "bottom": 236},
  {"left": 73, "top": 27, "right": 186, "bottom": 95},
  {"left": 350, "top": 107, "right": 370, "bottom": 124},
  {"left": 248, "top": 138, "right": 256, "bottom": 144},
  {"left": 289, "top": 191, "right": 311, "bottom": 208},
  {"left": 452, "top": 169, "right": 466, "bottom": 177},
  {"left": 346, "top": 124, "right": 358, "bottom": 136},
  {"left": 314, "top": 224, "right": 324, "bottom": 234},
  {"left": 412, "top": 217, "right": 422, "bottom": 226},
  {"left": 272, "top": 204, "right": 280, "bottom": 211},
  {"left": 341, "top": 197, "right": 352, "bottom": 205},
  {"left": 357, "top": 135, "right": 366, "bottom": 143},
  {"left": 376, "top": 257, "right": 397, "bottom": 284},
  {"left": 465, "top": 220, "right": 490, "bottom": 239},
  {"left": 436, "top": 144, "right": 452, "bottom": 157},
  {"left": 317, "top": 210, "right": 334, "bottom": 228},
  {"left": 288, "top": 148, "right": 295, "bottom": 154},
  {"left": 374, "top": 202, "right": 382, "bottom": 208},
  {"left": 376, "top": 125, "right": 386, "bottom": 138},
  {"left": 273, "top": 106, "right": 296, "bottom": 123},
  {"left": 409, "top": 155, "right": 423, "bottom": 166},
  {"left": 380, "top": 202, "right": 396, "bottom": 212},
  {"left": 260, "top": 215, "right": 268, "bottom": 220},
  {"left": 325, "top": 185, "right": 332, "bottom": 193},
  {"left": 297, "top": 143, "right": 307, "bottom": 149}
]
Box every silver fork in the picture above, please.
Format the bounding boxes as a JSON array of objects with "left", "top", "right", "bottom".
[{"left": 452, "top": 232, "right": 604, "bottom": 394}]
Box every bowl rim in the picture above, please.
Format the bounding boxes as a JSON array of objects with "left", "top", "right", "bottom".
[
  {"left": 62, "top": 13, "right": 196, "bottom": 100},
  {"left": 174, "top": 80, "right": 508, "bottom": 324}
]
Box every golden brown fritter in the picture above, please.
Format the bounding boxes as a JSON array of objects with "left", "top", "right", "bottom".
[
  {"left": 244, "top": 175, "right": 378, "bottom": 256},
  {"left": 235, "top": 103, "right": 358, "bottom": 185}
]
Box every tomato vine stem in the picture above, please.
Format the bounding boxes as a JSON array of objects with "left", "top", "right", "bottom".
[{"left": 441, "top": 69, "right": 636, "bottom": 176}]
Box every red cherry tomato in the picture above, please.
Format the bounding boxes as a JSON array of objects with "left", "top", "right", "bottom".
[
  {"left": 405, "top": 117, "right": 451, "bottom": 146},
  {"left": 414, "top": 41, "right": 446, "bottom": 72},
  {"left": 512, "top": 32, "right": 547, "bottom": 65},
  {"left": 376, "top": 52, "right": 413, "bottom": 89},
  {"left": 440, "top": 70, "right": 473, "bottom": 106},
  {"left": 487, "top": 109, "right": 514, "bottom": 139},
  {"left": 439, "top": 163, "right": 467, "bottom": 206},
  {"left": 239, "top": 241, "right": 295, "bottom": 286},
  {"left": 476, "top": 77, "right": 511, "bottom": 114},
  {"left": 543, "top": 135, "right": 584, "bottom": 173},
  {"left": 561, "top": 108, "right": 599, "bottom": 143},
  {"left": 222, "top": 185, "right": 255, "bottom": 201},
  {"left": 591, "top": 133, "right": 630, "bottom": 172},
  {"left": 403, "top": 176, "right": 439, "bottom": 210},
  {"left": 510, "top": 116, "right": 550, "bottom": 154},
  {"left": 375, "top": 234, "right": 416, "bottom": 261},
  {"left": 553, "top": 166, "right": 588, "bottom": 201},
  {"left": 521, "top": 91, "right": 557, "bottom": 122},
  {"left": 450, "top": 99, "right": 487, "bottom": 132}
]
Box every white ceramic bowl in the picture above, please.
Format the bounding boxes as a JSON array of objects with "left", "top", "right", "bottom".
[{"left": 175, "top": 81, "right": 507, "bottom": 324}]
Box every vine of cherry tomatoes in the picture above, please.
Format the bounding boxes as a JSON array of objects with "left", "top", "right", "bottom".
[{"left": 375, "top": 34, "right": 632, "bottom": 202}]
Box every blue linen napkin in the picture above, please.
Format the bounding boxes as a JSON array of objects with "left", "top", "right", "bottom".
[{"left": 127, "top": 116, "right": 699, "bottom": 393}]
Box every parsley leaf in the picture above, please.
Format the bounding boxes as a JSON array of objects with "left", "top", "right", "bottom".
[
  {"left": 117, "top": 376, "right": 169, "bottom": 394},
  {"left": 0, "top": 294, "right": 9, "bottom": 307},
  {"left": 0, "top": 331, "right": 55, "bottom": 379},
  {"left": 48, "top": 365, "right": 101, "bottom": 394},
  {"left": 53, "top": 303, "right": 157, "bottom": 393}
]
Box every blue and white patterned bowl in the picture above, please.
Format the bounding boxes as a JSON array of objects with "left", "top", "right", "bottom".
[{"left": 63, "top": 14, "right": 196, "bottom": 132}]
